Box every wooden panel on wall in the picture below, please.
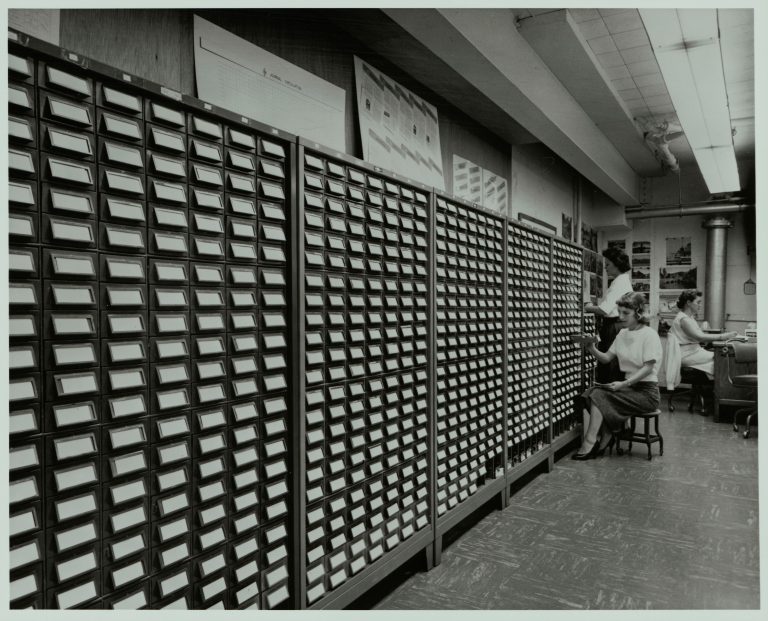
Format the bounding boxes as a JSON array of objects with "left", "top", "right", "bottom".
[
  {"left": 58, "top": 8, "right": 510, "bottom": 188},
  {"left": 60, "top": 9, "right": 187, "bottom": 92}
]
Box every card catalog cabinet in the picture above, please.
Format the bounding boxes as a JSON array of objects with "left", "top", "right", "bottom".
[
  {"left": 8, "top": 36, "right": 293, "bottom": 610},
  {"left": 299, "top": 144, "right": 431, "bottom": 606},
  {"left": 434, "top": 196, "right": 505, "bottom": 516},
  {"left": 551, "top": 239, "right": 584, "bottom": 438},
  {"left": 506, "top": 221, "right": 552, "bottom": 465}
]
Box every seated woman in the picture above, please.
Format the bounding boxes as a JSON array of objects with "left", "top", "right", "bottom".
[
  {"left": 669, "top": 289, "right": 737, "bottom": 378},
  {"left": 573, "top": 292, "right": 663, "bottom": 460}
]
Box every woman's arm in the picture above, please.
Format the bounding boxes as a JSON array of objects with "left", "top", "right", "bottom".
[
  {"left": 616, "top": 360, "right": 654, "bottom": 388},
  {"left": 584, "top": 303, "right": 607, "bottom": 317},
  {"left": 603, "top": 361, "right": 654, "bottom": 392},
  {"left": 679, "top": 316, "right": 738, "bottom": 343},
  {"left": 587, "top": 342, "right": 616, "bottom": 365}
]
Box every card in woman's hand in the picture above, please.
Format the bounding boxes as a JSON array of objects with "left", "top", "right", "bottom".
[{"left": 568, "top": 334, "right": 598, "bottom": 345}]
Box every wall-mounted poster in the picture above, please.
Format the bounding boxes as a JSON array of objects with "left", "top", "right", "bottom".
[
  {"left": 562, "top": 213, "right": 572, "bottom": 241},
  {"left": 482, "top": 168, "right": 508, "bottom": 214},
  {"left": 632, "top": 253, "right": 651, "bottom": 267},
  {"left": 452, "top": 155, "right": 482, "bottom": 204},
  {"left": 607, "top": 239, "right": 626, "bottom": 250},
  {"left": 658, "top": 293, "right": 680, "bottom": 315},
  {"left": 659, "top": 266, "right": 697, "bottom": 289},
  {"left": 666, "top": 236, "right": 692, "bottom": 265},
  {"left": 354, "top": 56, "right": 445, "bottom": 189},
  {"left": 194, "top": 16, "right": 346, "bottom": 151},
  {"left": 633, "top": 280, "right": 651, "bottom": 293},
  {"left": 633, "top": 240, "right": 651, "bottom": 254},
  {"left": 581, "top": 223, "right": 597, "bottom": 251}
]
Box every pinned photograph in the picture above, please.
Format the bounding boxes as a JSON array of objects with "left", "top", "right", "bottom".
[
  {"left": 632, "top": 266, "right": 650, "bottom": 280},
  {"left": 659, "top": 265, "right": 697, "bottom": 289},
  {"left": 633, "top": 253, "right": 650, "bottom": 267},
  {"left": 633, "top": 240, "right": 651, "bottom": 254},
  {"left": 666, "top": 236, "right": 692, "bottom": 265}
]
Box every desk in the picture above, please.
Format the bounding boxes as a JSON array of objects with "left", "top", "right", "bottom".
[{"left": 712, "top": 340, "right": 758, "bottom": 422}]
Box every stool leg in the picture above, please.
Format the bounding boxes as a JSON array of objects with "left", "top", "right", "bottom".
[
  {"left": 655, "top": 415, "right": 663, "bottom": 456},
  {"left": 644, "top": 417, "right": 652, "bottom": 460},
  {"left": 628, "top": 417, "right": 636, "bottom": 455}
]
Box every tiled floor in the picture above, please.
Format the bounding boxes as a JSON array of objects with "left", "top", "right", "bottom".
[{"left": 357, "top": 407, "right": 759, "bottom": 609}]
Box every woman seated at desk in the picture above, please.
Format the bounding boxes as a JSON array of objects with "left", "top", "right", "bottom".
[
  {"left": 572, "top": 292, "right": 662, "bottom": 460},
  {"left": 669, "top": 289, "right": 738, "bottom": 379}
]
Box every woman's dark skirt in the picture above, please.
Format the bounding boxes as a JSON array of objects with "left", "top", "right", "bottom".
[
  {"left": 596, "top": 317, "right": 622, "bottom": 383},
  {"left": 580, "top": 381, "right": 660, "bottom": 433}
]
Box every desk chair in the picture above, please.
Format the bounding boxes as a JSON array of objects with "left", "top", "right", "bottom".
[
  {"left": 668, "top": 367, "right": 711, "bottom": 414},
  {"left": 726, "top": 341, "right": 758, "bottom": 438},
  {"left": 664, "top": 333, "right": 712, "bottom": 414}
]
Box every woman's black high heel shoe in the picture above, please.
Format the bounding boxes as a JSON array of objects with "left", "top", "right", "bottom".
[
  {"left": 571, "top": 442, "right": 600, "bottom": 461},
  {"left": 595, "top": 435, "right": 615, "bottom": 457}
]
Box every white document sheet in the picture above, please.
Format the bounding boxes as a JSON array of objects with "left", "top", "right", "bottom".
[
  {"left": 355, "top": 56, "right": 445, "bottom": 190},
  {"left": 194, "top": 16, "right": 345, "bottom": 151}
]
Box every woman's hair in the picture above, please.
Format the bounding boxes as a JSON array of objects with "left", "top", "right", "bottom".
[
  {"left": 676, "top": 289, "right": 703, "bottom": 309},
  {"left": 601, "top": 246, "right": 631, "bottom": 273},
  {"left": 617, "top": 291, "right": 650, "bottom": 325}
]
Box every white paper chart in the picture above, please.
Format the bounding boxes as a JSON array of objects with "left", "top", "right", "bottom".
[
  {"left": 452, "top": 155, "right": 482, "bottom": 203},
  {"left": 194, "top": 16, "right": 346, "bottom": 151},
  {"left": 354, "top": 56, "right": 445, "bottom": 190}
]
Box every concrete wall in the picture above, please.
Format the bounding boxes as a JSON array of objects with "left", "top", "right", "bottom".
[{"left": 510, "top": 143, "right": 602, "bottom": 239}]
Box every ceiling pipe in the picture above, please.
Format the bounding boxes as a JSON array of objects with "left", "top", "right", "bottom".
[{"left": 625, "top": 203, "right": 753, "bottom": 219}]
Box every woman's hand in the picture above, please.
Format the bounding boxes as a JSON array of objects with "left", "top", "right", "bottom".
[
  {"left": 723, "top": 331, "right": 739, "bottom": 340},
  {"left": 606, "top": 381, "right": 626, "bottom": 392}
]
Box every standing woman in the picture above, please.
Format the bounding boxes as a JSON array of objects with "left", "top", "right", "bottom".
[
  {"left": 573, "top": 292, "right": 662, "bottom": 460},
  {"left": 584, "top": 246, "right": 633, "bottom": 383}
]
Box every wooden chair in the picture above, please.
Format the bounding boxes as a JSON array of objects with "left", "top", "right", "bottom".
[{"left": 612, "top": 410, "right": 664, "bottom": 460}]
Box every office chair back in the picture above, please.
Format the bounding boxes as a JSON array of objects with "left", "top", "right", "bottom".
[{"left": 732, "top": 341, "right": 757, "bottom": 364}]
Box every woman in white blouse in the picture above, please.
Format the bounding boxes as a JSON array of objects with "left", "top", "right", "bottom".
[
  {"left": 669, "top": 289, "right": 737, "bottom": 377},
  {"left": 573, "top": 292, "right": 663, "bottom": 460}
]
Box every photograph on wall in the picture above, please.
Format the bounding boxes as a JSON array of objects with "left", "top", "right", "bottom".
[
  {"left": 632, "top": 266, "right": 650, "bottom": 280},
  {"left": 632, "top": 280, "right": 650, "bottom": 293},
  {"left": 659, "top": 265, "right": 697, "bottom": 289},
  {"left": 658, "top": 293, "right": 680, "bottom": 315},
  {"left": 607, "top": 239, "right": 626, "bottom": 250},
  {"left": 589, "top": 273, "right": 602, "bottom": 298},
  {"left": 633, "top": 240, "right": 651, "bottom": 254},
  {"left": 632, "top": 253, "right": 650, "bottom": 267},
  {"left": 561, "top": 213, "right": 572, "bottom": 241},
  {"left": 666, "top": 236, "right": 692, "bottom": 265},
  {"left": 581, "top": 223, "right": 596, "bottom": 251}
]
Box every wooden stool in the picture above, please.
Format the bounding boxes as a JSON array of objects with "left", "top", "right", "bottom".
[{"left": 615, "top": 410, "right": 663, "bottom": 460}]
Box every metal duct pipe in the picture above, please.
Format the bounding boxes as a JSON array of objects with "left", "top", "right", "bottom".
[
  {"left": 625, "top": 203, "right": 752, "bottom": 219},
  {"left": 703, "top": 217, "right": 732, "bottom": 330}
]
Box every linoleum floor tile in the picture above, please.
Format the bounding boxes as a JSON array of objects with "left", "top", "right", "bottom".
[{"left": 371, "top": 407, "right": 759, "bottom": 610}]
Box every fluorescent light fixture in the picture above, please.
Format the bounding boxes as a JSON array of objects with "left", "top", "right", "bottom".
[{"left": 640, "top": 9, "right": 740, "bottom": 193}]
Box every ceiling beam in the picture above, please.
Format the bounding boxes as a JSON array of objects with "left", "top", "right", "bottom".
[
  {"left": 383, "top": 8, "right": 641, "bottom": 205},
  {"left": 517, "top": 9, "right": 661, "bottom": 176}
]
